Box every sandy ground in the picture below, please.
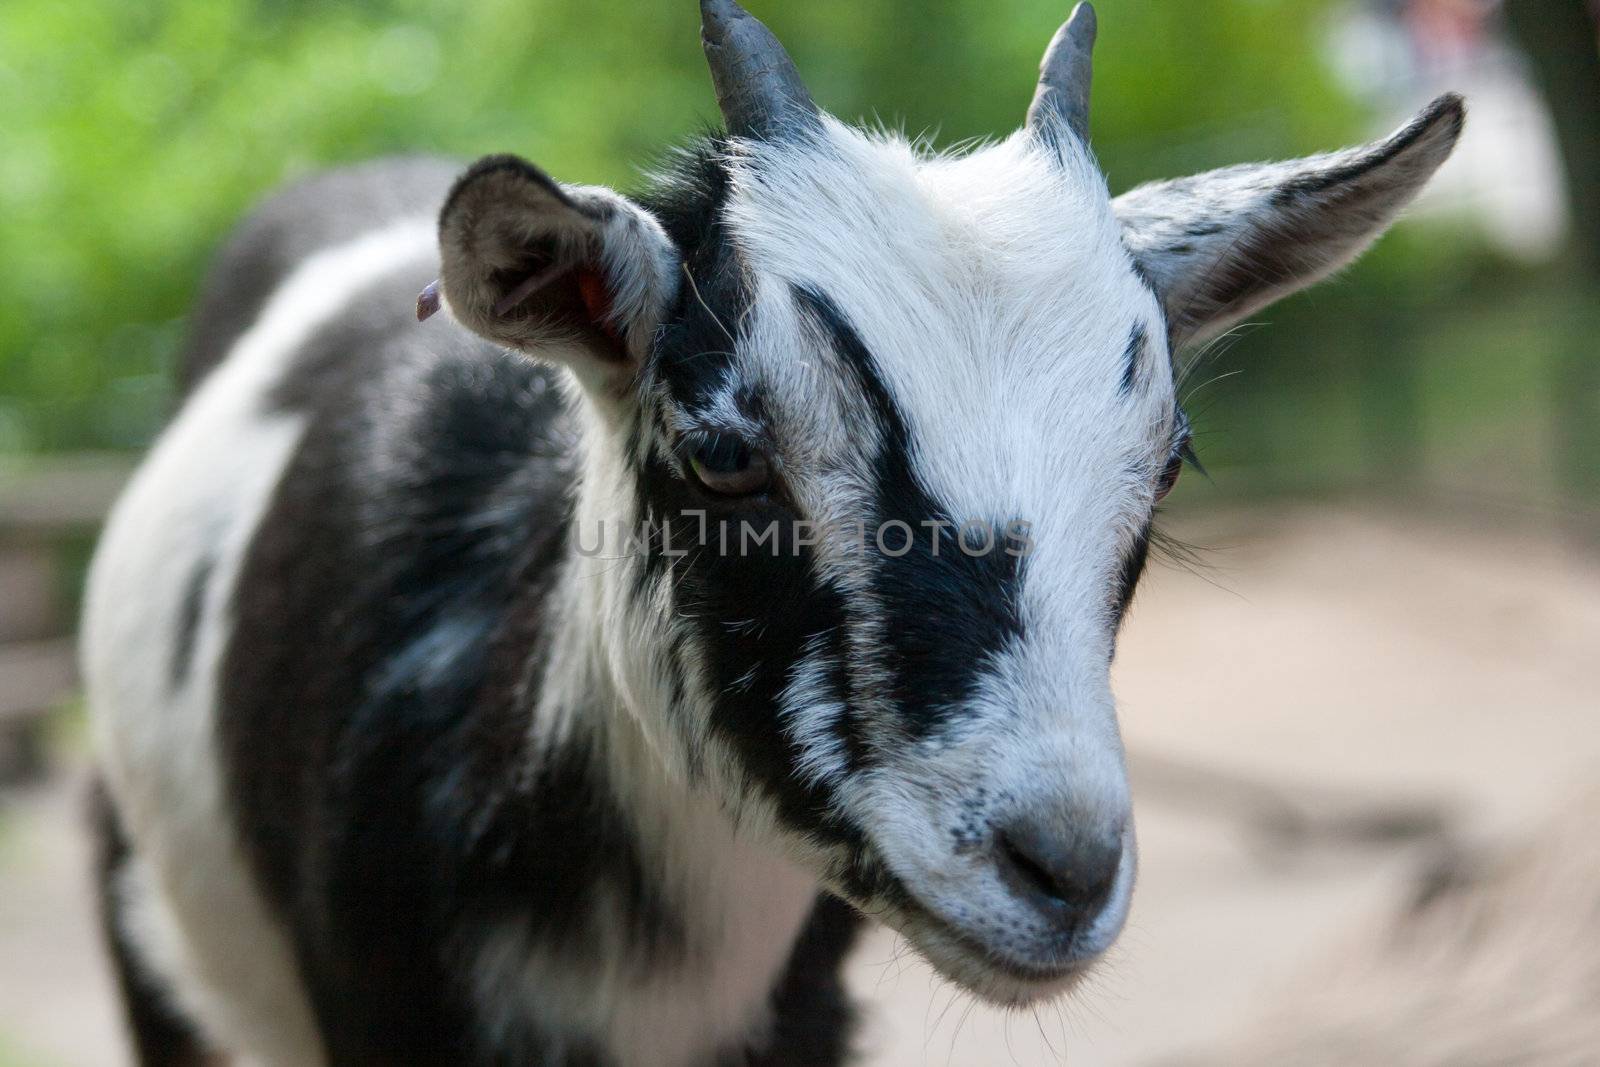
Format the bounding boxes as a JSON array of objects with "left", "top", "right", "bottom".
[{"left": 2, "top": 501, "right": 1597, "bottom": 1066}]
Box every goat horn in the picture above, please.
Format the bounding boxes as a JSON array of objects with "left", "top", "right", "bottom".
[
  {"left": 1027, "top": 1, "right": 1097, "bottom": 146},
  {"left": 700, "top": 0, "right": 821, "bottom": 141}
]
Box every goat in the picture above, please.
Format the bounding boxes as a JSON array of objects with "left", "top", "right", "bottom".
[{"left": 81, "top": 2, "right": 1463, "bottom": 1063}]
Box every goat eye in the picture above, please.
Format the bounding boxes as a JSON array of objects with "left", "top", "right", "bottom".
[
  {"left": 1155, "top": 455, "right": 1182, "bottom": 501},
  {"left": 688, "top": 435, "right": 771, "bottom": 497}
]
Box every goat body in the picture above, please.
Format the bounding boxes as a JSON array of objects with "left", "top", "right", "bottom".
[{"left": 82, "top": 4, "right": 1461, "bottom": 1064}]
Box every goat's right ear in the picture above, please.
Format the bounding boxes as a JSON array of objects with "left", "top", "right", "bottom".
[
  {"left": 435, "top": 154, "right": 680, "bottom": 393},
  {"left": 1114, "top": 94, "right": 1464, "bottom": 349}
]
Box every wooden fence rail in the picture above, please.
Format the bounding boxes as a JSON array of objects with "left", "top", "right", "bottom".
[{"left": 0, "top": 456, "right": 132, "bottom": 784}]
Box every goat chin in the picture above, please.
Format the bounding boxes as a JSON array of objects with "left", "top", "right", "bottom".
[
  {"left": 900, "top": 916, "right": 1091, "bottom": 1008},
  {"left": 862, "top": 892, "right": 1099, "bottom": 1008}
]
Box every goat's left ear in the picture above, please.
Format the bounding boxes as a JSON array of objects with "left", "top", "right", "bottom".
[
  {"left": 436, "top": 154, "right": 679, "bottom": 394},
  {"left": 1115, "top": 93, "right": 1465, "bottom": 348}
]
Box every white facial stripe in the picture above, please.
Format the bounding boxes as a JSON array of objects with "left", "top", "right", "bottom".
[
  {"left": 684, "top": 121, "right": 1151, "bottom": 975},
  {"left": 721, "top": 120, "right": 1175, "bottom": 574},
  {"left": 777, "top": 637, "right": 851, "bottom": 788},
  {"left": 608, "top": 121, "right": 1165, "bottom": 1003}
]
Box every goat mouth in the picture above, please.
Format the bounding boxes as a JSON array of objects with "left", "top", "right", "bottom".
[
  {"left": 890, "top": 895, "right": 1091, "bottom": 1001},
  {"left": 827, "top": 844, "right": 1106, "bottom": 1000}
]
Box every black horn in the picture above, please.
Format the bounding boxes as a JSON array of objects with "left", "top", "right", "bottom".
[
  {"left": 1027, "top": 1, "right": 1097, "bottom": 146},
  {"left": 700, "top": 0, "right": 822, "bottom": 141}
]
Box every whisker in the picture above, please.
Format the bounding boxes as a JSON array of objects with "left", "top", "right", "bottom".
[
  {"left": 1031, "top": 1005, "right": 1063, "bottom": 1062},
  {"left": 682, "top": 262, "right": 737, "bottom": 346},
  {"left": 1181, "top": 367, "right": 1245, "bottom": 408}
]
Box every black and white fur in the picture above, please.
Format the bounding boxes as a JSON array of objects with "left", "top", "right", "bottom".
[{"left": 82, "top": 3, "right": 1463, "bottom": 1063}]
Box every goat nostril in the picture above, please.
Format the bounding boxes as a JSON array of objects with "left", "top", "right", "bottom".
[
  {"left": 995, "top": 824, "right": 1120, "bottom": 917},
  {"left": 999, "top": 832, "right": 1064, "bottom": 902}
]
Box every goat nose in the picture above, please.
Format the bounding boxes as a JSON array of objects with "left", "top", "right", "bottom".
[{"left": 994, "top": 819, "right": 1121, "bottom": 922}]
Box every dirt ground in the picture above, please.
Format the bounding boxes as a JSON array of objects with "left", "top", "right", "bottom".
[{"left": 3, "top": 502, "right": 1597, "bottom": 1066}]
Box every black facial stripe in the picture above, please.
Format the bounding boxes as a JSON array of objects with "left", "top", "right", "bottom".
[
  {"left": 640, "top": 136, "right": 751, "bottom": 416},
  {"left": 791, "top": 284, "right": 1025, "bottom": 741},
  {"left": 629, "top": 143, "right": 867, "bottom": 845},
  {"left": 1112, "top": 519, "right": 1153, "bottom": 627},
  {"left": 1119, "top": 321, "right": 1149, "bottom": 395},
  {"left": 820, "top": 642, "right": 871, "bottom": 772},
  {"left": 632, "top": 437, "right": 861, "bottom": 839}
]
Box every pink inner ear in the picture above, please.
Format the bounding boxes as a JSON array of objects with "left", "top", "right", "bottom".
[{"left": 577, "top": 269, "right": 622, "bottom": 345}]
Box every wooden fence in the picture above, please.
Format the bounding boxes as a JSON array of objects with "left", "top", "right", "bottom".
[{"left": 0, "top": 456, "right": 130, "bottom": 784}]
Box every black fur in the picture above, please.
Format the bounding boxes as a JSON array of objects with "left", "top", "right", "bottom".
[
  {"left": 178, "top": 157, "right": 460, "bottom": 396},
  {"left": 1119, "top": 321, "right": 1149, "bottom": 395},
  {"left": 90, "top": 779, "right": 213, "bottom": 1067},
  {"left": 1276, "top": 94, "right": 1464, "bottom": 200},
  {"left": 166, "top": 143, "right": 868, "bottom": 1066},
  {"left": 217, "top": 247, "right": 652, "bottom": 1059},
  {"left": 640, "top": 136, "right": 757, "bottom": 415},
  {"left": 792, "top": 285, "right": 1026, "bottom": 742},
  {"left": 1111, "top": 520, "right": 1152, "bottom": 625},
  {"left": 168, "top": 555, "right": 211, "bottom": 687},
  {"left": 629, "top": 141, "right": 869, "bottom": 853},
  {"left": 737, "top": 894, "right": 862, "bottom": 1067}
]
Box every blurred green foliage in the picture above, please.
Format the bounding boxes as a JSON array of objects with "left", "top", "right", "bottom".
[{"left": 0, "top": 0, "right": 1588, "bottom": 510}]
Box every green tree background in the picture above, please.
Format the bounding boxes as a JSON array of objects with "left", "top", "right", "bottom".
[{"left": 1, "top": 0, "right": 1594, "bottom": 516}]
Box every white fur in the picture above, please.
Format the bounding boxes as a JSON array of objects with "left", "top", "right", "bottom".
[
  {"left": 778, "top": 636, "right": 851, "bottom": 788},
  {"left": 85, "top": 85, "right": 1458, "bottom": 1058},
  {"left": 83, "top": 217, "right": 437, "bottom": 1064},
  {"left": 636, "top": 120, "right": 1167, "bottom": 992},
  {"left": 467, "top": 472, "right": 821, "bottom": 1064},
  {"left": 562, "top": 133, "right": 1172, "bottom": 998},
  {"left": 1115, "top": 94, "right": 1466, "bottom": 344},
  {"left": 669, "top": 105, "right": 1457, "bottom": 996},
  {"left": 437, "top": 173, "right": 681, "bottom": 397},
  {"left": 471, "top": 768, "right": 817, "bottom": 1067}
]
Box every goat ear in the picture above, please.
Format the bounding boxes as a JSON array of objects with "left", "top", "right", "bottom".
[
  {"left": 1114, "top": 93, "right": 1465, "bottom": 348},
  {"left": 436, "top": 154, "right": 679, "bottom": 392}
]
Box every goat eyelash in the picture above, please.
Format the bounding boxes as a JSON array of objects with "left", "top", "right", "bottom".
[
  {"left": 1172, "top": 409, "right": 1206, "bottom": 476},
  {"left": 674, "top": 426, "right": 769, "bottom": 466},
  {"left": 1149, "top": 524, "right": 1217, "bottom": 582},
  {"left": 1177, "top": 437, "right": 1205, "bottom": 477}
]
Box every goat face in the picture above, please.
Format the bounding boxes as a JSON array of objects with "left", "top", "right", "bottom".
[{"left": 436, "top": 1, "right": 1462, "bottom": 1006}]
